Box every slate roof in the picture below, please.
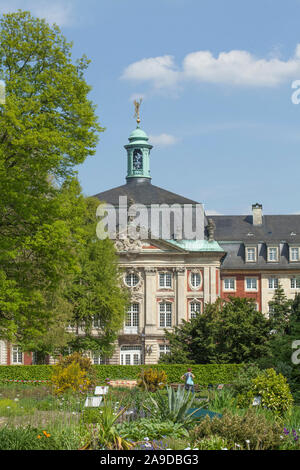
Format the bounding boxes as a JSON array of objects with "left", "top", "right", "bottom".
[
  {"left": 209, "top": 215, "right": 300, "bottom": 243},
  {"left": 210, "top": 215, "right": 300, "bottom": 270},
  {"left": 93, "top": 179, "right": 199, "bottom": 206}
]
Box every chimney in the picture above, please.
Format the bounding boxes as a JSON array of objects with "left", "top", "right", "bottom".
[{"left": 252, "top": 203, "right": 263, "bottom": 225}]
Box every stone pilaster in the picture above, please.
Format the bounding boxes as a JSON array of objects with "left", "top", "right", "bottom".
[
  {"left": 175, "top": 267, "right": 186, "bottom": 326},
  {"left": 144, "top": 267, "right": 157, "bottom": 335}
]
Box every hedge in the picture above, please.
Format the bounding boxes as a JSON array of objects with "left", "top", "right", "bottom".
[{"left": 0, "top": 364, "right": 243, "bottom": 385}]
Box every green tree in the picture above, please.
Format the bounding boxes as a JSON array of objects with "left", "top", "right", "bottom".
[
  {"left": 0, "top": 10, "right": 103, "bottom": 349},
  {"left": 65, "top": 197, "right": 130, "bottom": 359},
  {"left": 262, "top": 292, "right": 300, "bottom": 401},
  {"left": 159, "top": 297, "right": 271, "bottom": 364},
  {"left": 268, "top": 283, "right": 292, "bottom": 334}
]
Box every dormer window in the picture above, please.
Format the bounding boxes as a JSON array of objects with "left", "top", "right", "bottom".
[
  {"left": 267, "top": 246, "right": 279, "bottom": 262},
  {"left": 245, "top": 246, "right": 257, "bottom": 262},
  {"left": 290, "top": 246, "right": 300, "bottom": 262}
]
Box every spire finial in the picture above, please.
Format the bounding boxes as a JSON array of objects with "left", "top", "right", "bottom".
[{"left": 133, "top": 98, "right": 142, "bottom": 126}]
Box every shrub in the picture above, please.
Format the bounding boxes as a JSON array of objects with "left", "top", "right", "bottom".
[
  {"left": 251, "top": 369, "right": 294, "bottom": 416},
  {"left": 51, "top": 361, "right": 90, "bottom": 396},
  {"left": 137, "top": 368, "right": 167, "bottom": 392},
  {"left": 56, "top": 352, "right": 97, "bottom": 387},
  {"left": 191, "top": 408, "right": 283, "bottom": 450}
]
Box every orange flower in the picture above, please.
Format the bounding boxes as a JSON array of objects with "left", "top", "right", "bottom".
[
  {"left": 37, "top": 435, "right": 42, "bottom": 439},
  {"left": 42, "top": 430, "right": 51, "bottom": 438}
]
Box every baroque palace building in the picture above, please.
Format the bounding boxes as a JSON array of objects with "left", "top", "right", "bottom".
[{"left": 1, "top": 117, "right": 300, "bottom": 366}]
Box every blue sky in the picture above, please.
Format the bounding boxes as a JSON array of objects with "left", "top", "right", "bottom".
[{"left": 2, "top": 0, "right": 300, "bottom": 215}]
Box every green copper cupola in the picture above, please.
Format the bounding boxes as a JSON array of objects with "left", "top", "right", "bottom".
[{"left": 124, "top": 99, "right": 153, "bottom": 183}]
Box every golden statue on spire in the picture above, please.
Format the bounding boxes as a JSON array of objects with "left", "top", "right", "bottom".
[{"left": 133, "top": 98, "right": 142, "bottom": 125}]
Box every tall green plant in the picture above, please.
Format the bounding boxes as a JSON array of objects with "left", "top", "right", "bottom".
[
  {"left": 82, "top": 398, "right": 133, "bottom": 450},
  {"left": 144, "top": 385, "right": 206, "bottom": 424}
]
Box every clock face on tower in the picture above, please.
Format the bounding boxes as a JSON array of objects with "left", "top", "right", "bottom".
[{"left": 133, "top": 149, "right": 143, "bottom": 171}]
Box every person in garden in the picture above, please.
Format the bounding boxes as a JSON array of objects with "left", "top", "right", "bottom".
[{"left": 181, "top": 368, "right": 195, "bottom": 393}]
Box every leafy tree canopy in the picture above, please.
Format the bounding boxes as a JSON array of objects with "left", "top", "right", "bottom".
[
  {"left": 0, "top": 10, "right": 104, "bottom": 348},
  {"left": 159, "top": 297, "right": 272, "bottom": 364}
]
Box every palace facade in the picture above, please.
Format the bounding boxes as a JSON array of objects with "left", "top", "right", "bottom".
[{"left": 1, "top": 122, "right": 300, "bottom": 365}]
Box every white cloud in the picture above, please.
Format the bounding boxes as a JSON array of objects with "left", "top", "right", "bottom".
[
  {"left": 122, "top": 45, "right": 300, "bottom": 89},
  {"left": 0, "top": 1, "right": 74, "bottom": 27},
  {"left": 148, "top": 133, "right": 179, "bottom": 146},
  {"left": 122, "top": 55, "right": 180, "bottom": 89}
]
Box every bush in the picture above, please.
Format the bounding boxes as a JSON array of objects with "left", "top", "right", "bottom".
[
  {"left": 251, "top": 369, "right": 294, "bottom": 416},
  {"left": 51, "top": 361, "right": 90, "bottom": 396},
  {"left": 191, "top": 408, "right": 283, "bottom": 450},
  {"left": 137, "top": 368, "right": 167, "bottom": 392},
  {"left": 117, "top": 418, "right": 189, "bottom": 441}
]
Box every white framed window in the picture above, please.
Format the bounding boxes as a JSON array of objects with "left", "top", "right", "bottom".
[
  {"left": 267, "top": 247, "right": 278, "bottom": 262},
  {"left": 189, "top": 272, "right": 201, "bottom": 289},
  {"left": 290, "top": 247, "right": 300, "bottom": 262},
  {"left": 125, "top": 303, "right": 139, "bottom": 333},
  {"left": 120, "top": 346, "right": 142, "bottom": 365},
  {"left": 245, "top": 277, "right": 258, "bottom": 291},
  {"left": 12, "top": 346, "right": 23, "bottom": 364},
  {"left": 159, "top": 302, "right": 172, "bottom": 327},
  {"left": 189, "top": 301, "right": 201, "bottom": 319},
  {"left": 246, "top": 246, "right": 257, "bottom": 262},
  {"left": 291, "top": 277, "right": 300, "bottom": 289},
  {"left": 268, "top": 277, "right": 279, "bottom": 289},
  {"left": 159, "top": 272, "right": 172, "bottom": 288},
  {"left": 125, "top": 272, "right": 139, "bottom": 287},
  {"left": 223, "top": 277, "right": 235, "bottom": 291},
  {"left": 159, "top": 344, "right": 171, "bottom": 357}
]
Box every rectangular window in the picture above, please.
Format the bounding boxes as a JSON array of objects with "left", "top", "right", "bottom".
[
  {"left": 268, "top": 247, "right": 278, "bottom": 262},
  {"left": 246, "top": 247, "right": 256, "bottom": 262},
  {"left": 189, "top": 302, "right": 201, "bottom": 319},
  {"left": 159, "top": 302, "right": 172, "bottom": 327},
  {"left": 190, "top": 272, "right": 201, "bottom": 288},
  {"left": 290, "top": 247, "right": 300, "bottom": 261},
  {"left": 223, "top": 278, "right": 235, "bottom": 290},
  {"left": 245, "top": 277, "right": 258, "bottom": 290},
  {"left": 159, "top": 272, "right": 172, "bottom": 288},
  {"left": 125, "top": 304, "right": 139, "bottom": 328},
  {"left": 291, "top": 277, "right": 300, "bottom": 289},
  {"left": 268, "top": 277, "right": 279, "bottom": 289},
  {"left": 159, "top": 345, "right": 171, "bottom": 357},
  {"left": 12, "top": 346, "right": 22, "bottom": 364},
  {"left": 93, "top": 353, "right": 105, "bottom": 365}
]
